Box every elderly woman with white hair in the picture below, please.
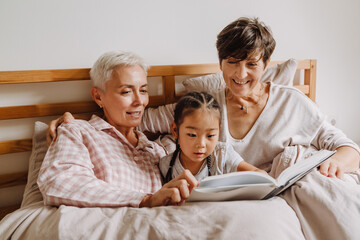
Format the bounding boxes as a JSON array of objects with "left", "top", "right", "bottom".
[{"left": 37, "top": 51, "right": 198, "bottom": 208}]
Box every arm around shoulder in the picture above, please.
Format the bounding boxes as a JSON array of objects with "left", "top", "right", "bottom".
[{"left": 138, "top": 103, "right": 176, "bottom": 134}]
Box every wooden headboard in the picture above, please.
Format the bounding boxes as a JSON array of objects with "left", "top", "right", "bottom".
[{"left": 0, "top": 59, "right": 317, "bottom": 219}]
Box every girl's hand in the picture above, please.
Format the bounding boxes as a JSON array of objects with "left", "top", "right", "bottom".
[
  {"left": 46, "top": 112, "right": 75, "bottom": 146},
  {"left": 254, "top": 168, "right": 268, "bottom": 175},
  {"left": 140, "top": 170, "right": 199, "bottom": 207},
  {"left": 237, "top": 161, "right": 268, "bottom": 175}
]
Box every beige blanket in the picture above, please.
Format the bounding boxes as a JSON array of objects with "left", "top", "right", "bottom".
[
  {"left": 0, "top": 199, "right": 304, "bottom": 240},
  {"left": 283, "top": 170, "right": 360, "bottom": 239},
  {"left": 1, "top": 146, "right": 359, "bottom": 240},
  {"left": 271, "top": 145, "right": 360, "bottom": 239}
]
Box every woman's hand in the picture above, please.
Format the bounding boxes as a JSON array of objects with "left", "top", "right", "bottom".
[
  {"left": 319, "top": 157, "right": 344, "bottom": 179},
  {"left": 319, "top": 146, "right": 360, "bottom": 179},
  {"left": 46, "top": 112, "right": 75, "bottom": 146},
  {"left": 140, "top": 170, "right": 199, "bottom": 207}
]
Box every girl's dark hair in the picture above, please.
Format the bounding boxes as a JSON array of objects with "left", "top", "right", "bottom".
[
  {"left": 216, "top": 17, "right": 276, "bottom": 66},
  {"left": 163, "top": 91, "right": 220, "bottom": 184}
]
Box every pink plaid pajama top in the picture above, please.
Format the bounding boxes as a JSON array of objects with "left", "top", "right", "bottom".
[{"left": 38, "top": 115, "right": 166, "bottom": 207}]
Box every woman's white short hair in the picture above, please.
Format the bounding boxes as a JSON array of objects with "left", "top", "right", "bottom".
[{"left": 90, "top": 51, "right": 148, "bottom": 91}]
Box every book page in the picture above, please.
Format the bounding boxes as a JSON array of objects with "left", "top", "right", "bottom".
[
  {"left": 198, "top": 171, "right": 277, "bottom": 188},
  {"left": 277, "top": 149, "right": 336, "bottom": 187},
  {"left": 188, "top": 184, "right": 275, "bottom": 202}
]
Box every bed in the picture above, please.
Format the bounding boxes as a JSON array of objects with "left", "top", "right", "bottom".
[{"left": 0, "top": 59, "right": 360, "bottom": 240}]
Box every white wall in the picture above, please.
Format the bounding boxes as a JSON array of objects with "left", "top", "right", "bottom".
[{"left": 0, "top": 0, "right": 359, "bottom": 205}]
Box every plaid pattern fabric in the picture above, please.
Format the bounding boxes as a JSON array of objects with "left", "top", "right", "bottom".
[{"left": 38, "top": 115, "right": 165, "bottom": 208}]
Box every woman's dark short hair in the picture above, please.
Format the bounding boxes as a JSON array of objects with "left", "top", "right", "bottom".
[{"left": 216, "top": 17, "right": 276, "bottom": 66}]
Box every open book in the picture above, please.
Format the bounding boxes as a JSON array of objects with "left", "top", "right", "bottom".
[{"left": 187, "top": 149, "right": 336, "bottom": 202}]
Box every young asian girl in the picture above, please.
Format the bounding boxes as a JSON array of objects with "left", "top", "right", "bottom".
[{"left": 159, "top": 91, "right": 266, "bottom": 183}]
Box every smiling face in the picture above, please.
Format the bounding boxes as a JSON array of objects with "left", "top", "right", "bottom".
[
  {"left": 220, "top": 52, "right": 268, "bottom": 97},
  {"left": 172, "top": 108, "right": 220, "bottom": 171},
  {"left": 91, "top": 65, "right": 149, "bottom": 134}
]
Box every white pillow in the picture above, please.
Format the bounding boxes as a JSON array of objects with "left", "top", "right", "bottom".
[
  {"left": 21, "top": 121, "right": 48, "bottom": 207},
  {"left": 182, "top": 59, "right": 297, "bottom": 92}
]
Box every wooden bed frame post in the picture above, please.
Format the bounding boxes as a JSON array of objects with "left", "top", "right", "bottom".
[
  {"left": 163, "top": 76, "right": 176, "bottom": 104},
  {"left": 304, "top": 59, "right": 317, "bottom": 102}
]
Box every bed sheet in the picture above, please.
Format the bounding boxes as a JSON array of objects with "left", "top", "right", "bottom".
[{"left": 0, "top": 198, "right": 304, "bottom": 240}]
